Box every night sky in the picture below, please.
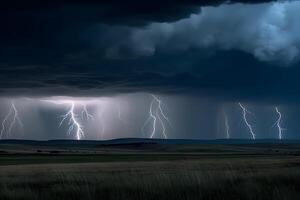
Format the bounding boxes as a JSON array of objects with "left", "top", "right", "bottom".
[{"left": 0, "top": 0, "right": 300, "bottom": 140}]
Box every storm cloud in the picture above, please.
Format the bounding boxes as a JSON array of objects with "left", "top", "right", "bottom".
[
  {"left": 104, "top": 1, "right": 300, "bottom": 63},
  {"left": 0, "top": 0, "right": 299, "bottom": 103},
  {"left": 3, "top": 0, "right": 300, "bottom": 141}
]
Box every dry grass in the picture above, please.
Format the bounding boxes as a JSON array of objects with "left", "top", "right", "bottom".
[{"left": 0, "top": 156, "right": 300, "bottom": 200}]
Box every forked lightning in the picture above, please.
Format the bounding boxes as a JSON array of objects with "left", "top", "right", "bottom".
[
  {"left": 43, "top": 100, "right": 95, "bottom": 140},
  {"left": 274, "top": 106, "right": 285, "bottom": 140},
  {"left": 238, "top": 102, "right": 255, "bottom": 140},
  {"left": 223, "top": 110, "right": 230, "bottom": 139},
  {"left": 0, "top": 102, "right": 23, "bottom": 138},
  {"left": 142, "top": 95, "right": 171, "bottom": 139}
]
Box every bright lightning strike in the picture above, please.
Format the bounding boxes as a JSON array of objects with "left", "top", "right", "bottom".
[
  {"left": 238, "top": 102, "right": 255, "bottom": 140},
  {"left": 274, "top": 106, "right": 285, "bottom": 140},
  {"left": 142, "top": 95, "right": 171, "bottom": 139},
  {"left": 59, "top": 102, "right": 84, "bottom": 140},
  {"left": 0, "top": 102, "right": 23, "bottom": 139},
  {"left": 142, "top": 98, "right": 156, "bottom": 138},
  {"left": 42, "top": 99, "right": 95, "bottom": 140},
  {"left": 223, "top": 110, "right": 230, "bottom": 139}
]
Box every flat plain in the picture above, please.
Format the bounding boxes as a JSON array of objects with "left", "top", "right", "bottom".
[{"left": 0, "top": 139, "right": 300, "bottom": 200}]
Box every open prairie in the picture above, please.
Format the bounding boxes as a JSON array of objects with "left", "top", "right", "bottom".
[{"left": 0, "top": 139, "right": 300, "bottom": 200}]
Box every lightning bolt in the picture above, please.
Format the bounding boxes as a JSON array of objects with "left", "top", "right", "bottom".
[
  {"left": 116, "top": 103, "right": 127, "bottom": 124},
  {"left": 43, "top": 100, "right": 95, "bottom": 140},
  {"left": 223, "top": 110, "right": 230, "bottom": 139},
  {"left": 238, "top": 102, "right": 255, "bottom": 140},
  {"left": 142, "top": 98, "right": 156, "bottom": 138},
  {"left": 142, "top": 95, "right": 171, "bottom": 139},
  {"left": 1, "top": 106, "right": 12, "bottom": 138},
  {"left": 59, "top": 102, "right": 84, "bottom": 140},
  {"left": 0, "top": 102, "right": 23, "bottom": 139},
  {"left": 274, "top": 106, "right": 285, "bottom": 140},
  {"left": 82, "top": 105, "right": 95, "bottom": 120},
  {"left": 98, "top": 105, "right": 105, "bottom": 140}
]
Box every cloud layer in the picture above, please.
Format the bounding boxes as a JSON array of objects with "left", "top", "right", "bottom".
[
  {"left": 105, "top": 1, "right": 300, "bottom": 63},
  {"left": 1, "top": 0, "right": 300, "bottom": 103}
]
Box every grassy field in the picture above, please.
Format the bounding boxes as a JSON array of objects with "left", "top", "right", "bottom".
[{"left": 0, "top": 140, "right": 300, "bottom": 200}]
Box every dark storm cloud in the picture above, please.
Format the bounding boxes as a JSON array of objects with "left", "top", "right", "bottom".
[
  {"left": 2, "top": 0, "right": 300, "bottom": 103},
  {"left": 0, "top": 0, "right": 275, "bottom": 49},
  {"left": 1, "top": 0, "right": 273, "bottom": 26},
  {"left": 103, "top": 2, "right": 300, "bottom": 63},
  {"left": 2, "top": 50, "right": 300, "bottom": 103}
]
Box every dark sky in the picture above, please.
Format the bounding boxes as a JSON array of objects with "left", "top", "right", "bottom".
[
  {"left": 1, "top": 0, "right": 298, "bottom": 101},
  {"left": 0, "top": 0, "right": 299, "bottom": 140}
]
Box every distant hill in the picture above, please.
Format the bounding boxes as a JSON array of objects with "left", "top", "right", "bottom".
[
  {"left": 1, "top": 138, "right": 300, "bottom": 155},
  {"left": 1, "top": 138, "right": 300, "bottom": 146}
]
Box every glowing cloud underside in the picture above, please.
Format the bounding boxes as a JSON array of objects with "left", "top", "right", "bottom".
[{"left": 238, "top": 103, "right": 255, "bottom": 140}]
